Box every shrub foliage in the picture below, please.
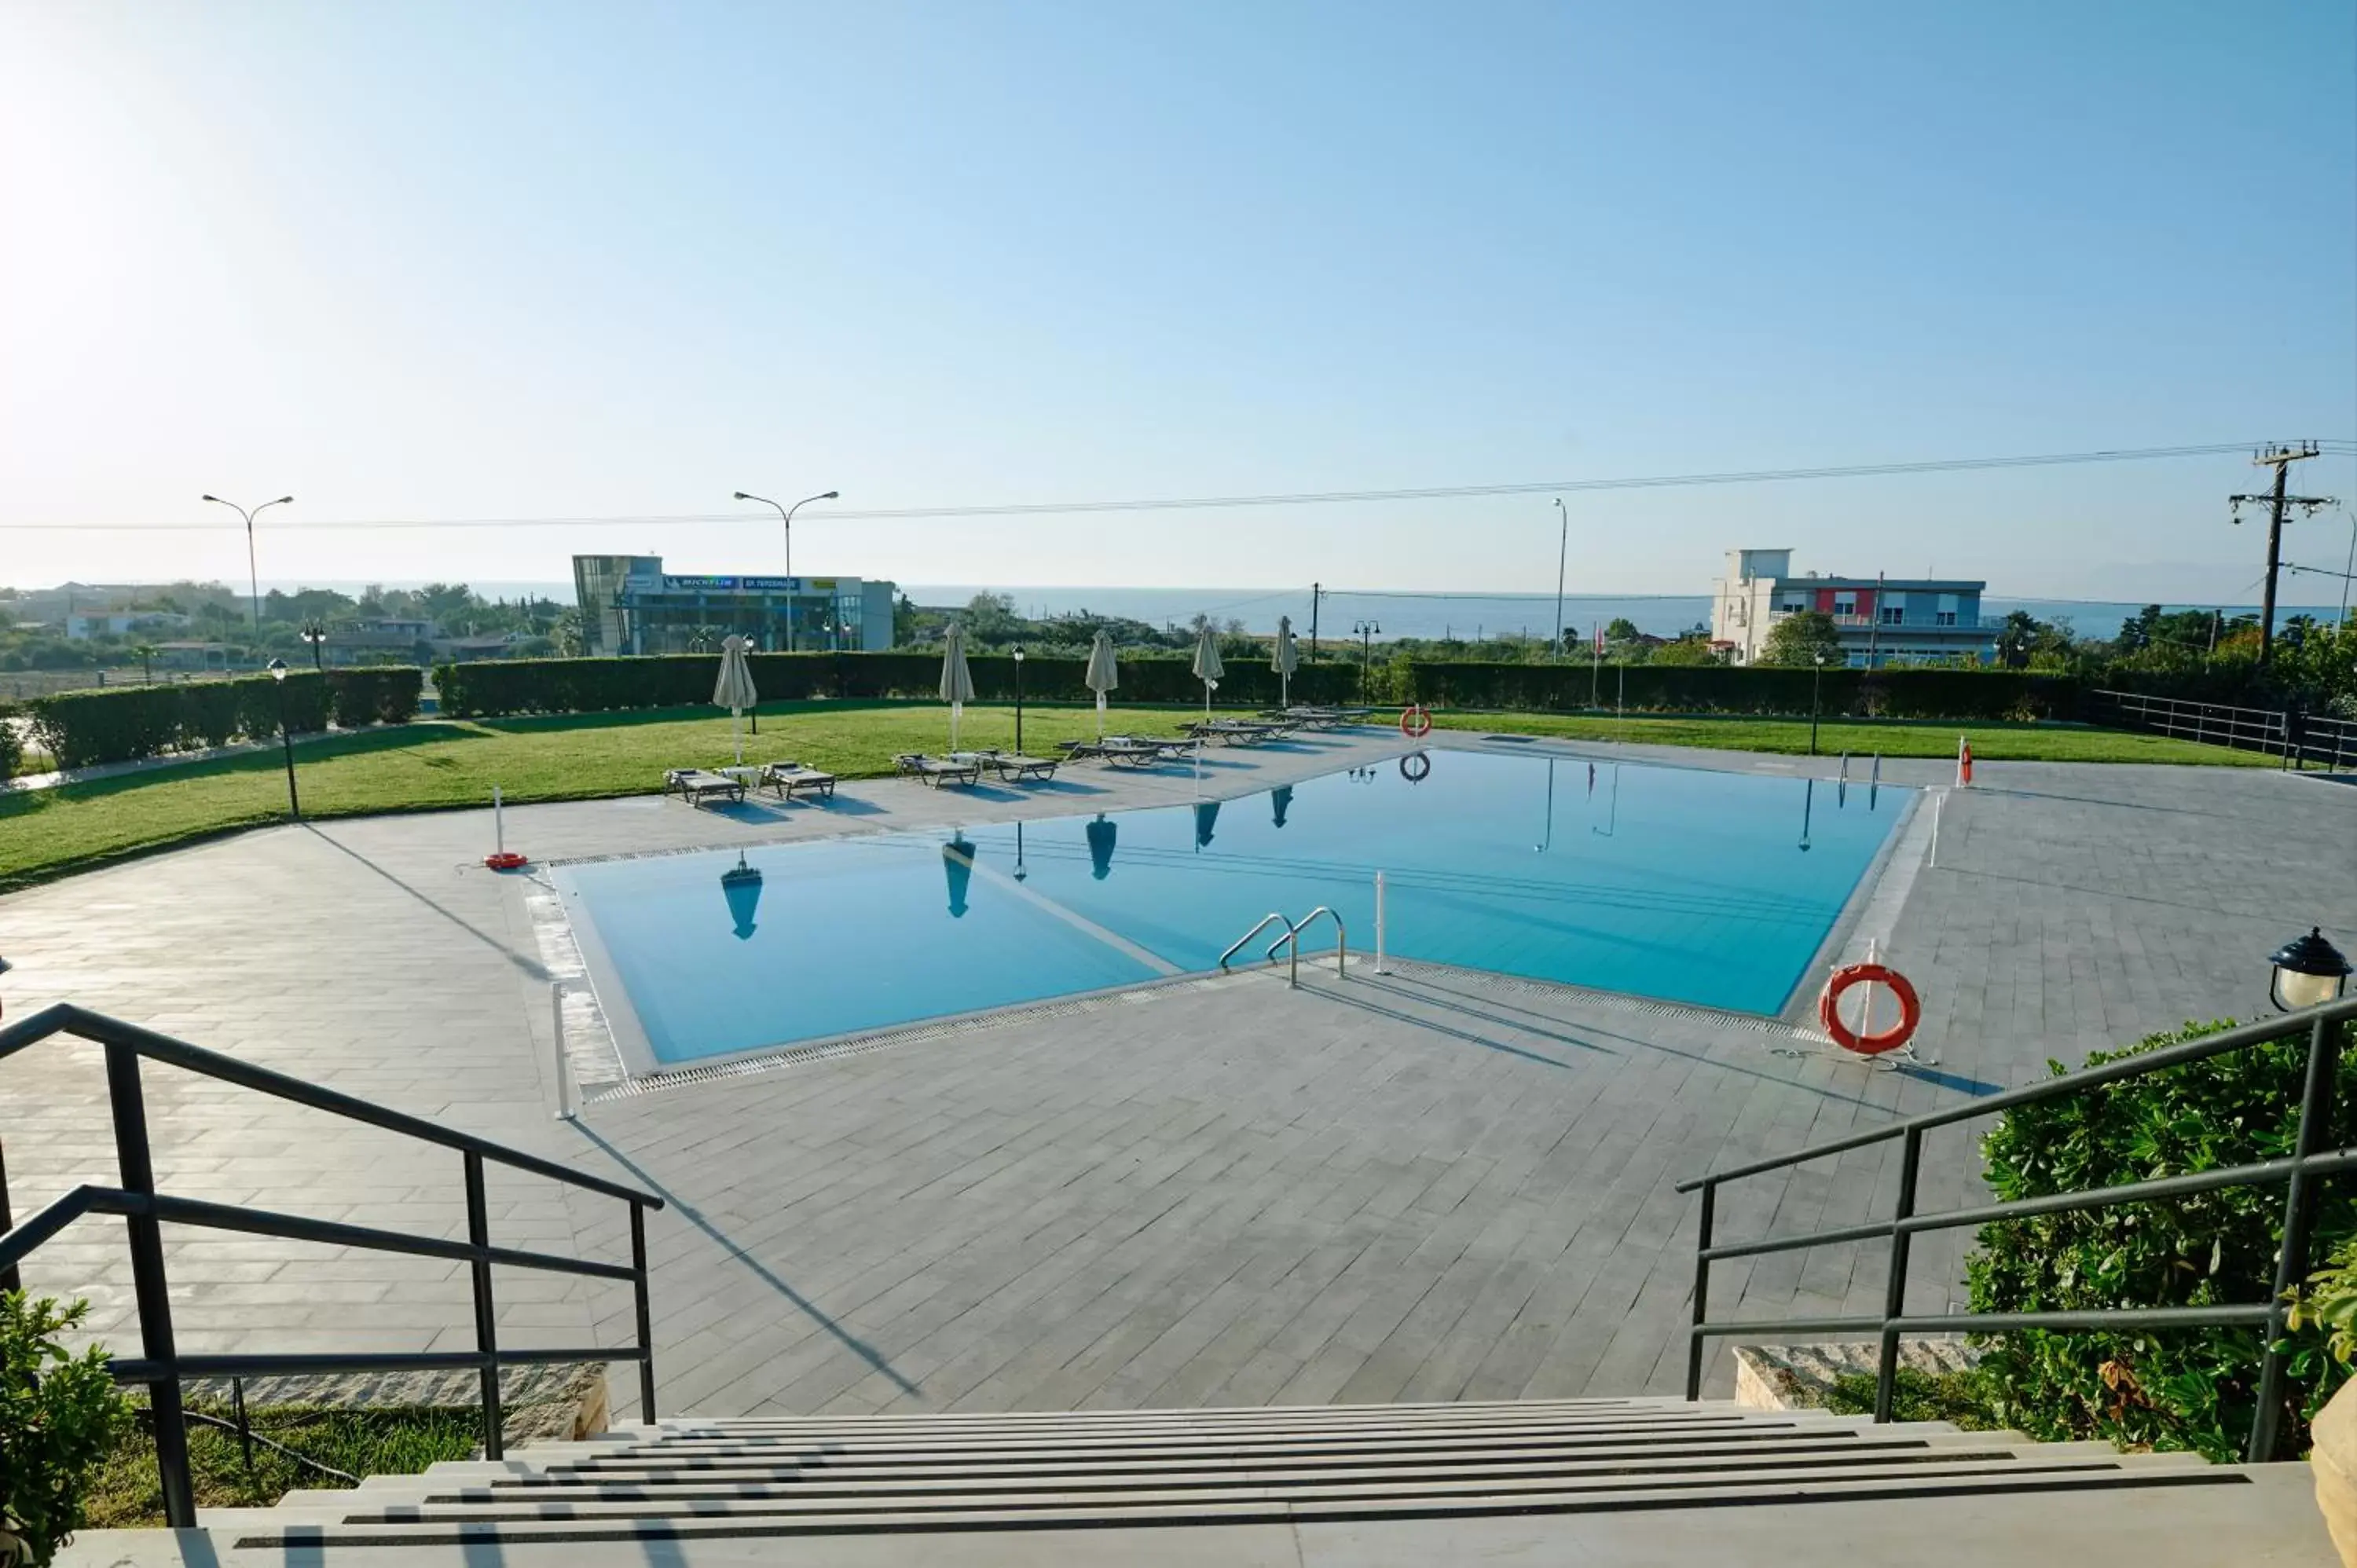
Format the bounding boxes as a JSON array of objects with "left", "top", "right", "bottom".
[
  {"left": 22, "top": 670, "right": 420, "bottom": 770},
  {"left": 2, "top": 1293, "right": 134, "bottom": 1567},
  {"left": 1966, "top": 1019, "right": 2357, "bottom": 1461},
  {"left": 433, "top": 652, "right": 1364, "bottom": 718}
]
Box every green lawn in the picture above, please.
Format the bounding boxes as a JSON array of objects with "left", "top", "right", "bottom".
[
  {"left": 1439, "top": 709, "right": 2276, "bottom": 766},
  {"left": 0, "top": 699, "right": 2265, "bottom": 892},
  {"left": 88, "top": 1399, "right": 478, "bottom": 1527},
  {"left": 0, "top": 702, "right": 1223, "bottom": 890}
]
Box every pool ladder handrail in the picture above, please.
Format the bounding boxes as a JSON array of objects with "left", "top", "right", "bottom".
[
  {"left": 1217, "top": 908, "right": 1347, "bottom": 988},
  {"left": 1219, "top": 913, "right": 1294, "bottom": 971}
]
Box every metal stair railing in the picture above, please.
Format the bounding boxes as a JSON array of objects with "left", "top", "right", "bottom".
[
  {"left": 0, "top": 1002, "right": 665, "bottom": 1529},
  {"left": 1675, "top": 994, "right": 2357, "bottom": 1464}
]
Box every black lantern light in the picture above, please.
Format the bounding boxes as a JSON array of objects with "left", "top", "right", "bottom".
[{"left": 2270, "top": 928, "right": 2352, "bottom": 1013}]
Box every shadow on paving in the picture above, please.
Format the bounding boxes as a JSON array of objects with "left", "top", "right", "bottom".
[{"left": 566, "top": 1119, "right": 921, "bottom": 1399}]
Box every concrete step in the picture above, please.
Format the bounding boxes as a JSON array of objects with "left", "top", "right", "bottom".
[
  {"left": 354, "top": 1453, "right": 2095, "bottom": 1522},
  {"left": 73, "top": 1463, "right": 2336, "bottom": 1565},
  {"left": 220, "top": 1463, "right": 2260, "bottom": 1550}
]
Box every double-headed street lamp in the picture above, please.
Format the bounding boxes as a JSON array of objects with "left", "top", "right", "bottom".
[
  {"left": 1354, "top": 621, "right": 1381, "bottom": 701},
  {"left": 733, "top": 489, "right": 840, "bottom": 652},
  {"left": 201, "top": 494, "right": 294, "bottom": 639},
  {"left": 266, "top": 658, "right": 300, "bottom": 821},
  {"left": 299, "top": 621, "right": 328, "bottom": 671}
]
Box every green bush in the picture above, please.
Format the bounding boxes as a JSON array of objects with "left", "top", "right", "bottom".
[
  {"left": 325, "top": 667, "right": 423, "bottom": 727},
  {"left": 0, "top": 706, "right": 24, "bottom": 782},
  {"left": 2, "top": 1293, "right": 134, "bottom": 1566},
  {"left": 433, "top": 653, "right": 1363, "bottom": 719},
  {"left": 1398, "top": 661, "right": 2085, "bottom": 720},
  {"left": 25, "top": 675, "right": 331, "bottom": 770},
  {"left": 1965, "top": 1018, "right": 2357, "bottom": 1461}
]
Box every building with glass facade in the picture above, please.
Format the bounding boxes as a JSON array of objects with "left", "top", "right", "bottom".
[{"left": 570, "top": 555, "right": 897, "bottom": 655}]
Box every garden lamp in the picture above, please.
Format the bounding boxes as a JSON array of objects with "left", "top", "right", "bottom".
[{"left": 2270, "top": 928, "right": 2352, "bottom": 1012}]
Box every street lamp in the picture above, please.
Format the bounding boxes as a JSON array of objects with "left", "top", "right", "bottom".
[
  {"left": 201, "top": 494, "right": 294, "bottom": 641},
  {"left": 2269, "top": 928, "right": 2352, "bottom": 1012},
  {"left": 1809, "top": 652, "right": 1827, "bottom": 757},
  {"left": 1011, "top": 646, "right": 1026, "bottom": 757},
  {"left": 1354, "top": 621, "right": 1380, "bottom": 700},
  {"left": 299, "top": 621, "right": 328, "bottom": 672},
  {"left": 1552, "top": 497, "right": 1568, "bottom": 658},
  {"left": 733, "top": 489, "right": 839, "bottom": 652},
  {"left": 266, "top": 658, "right": 301, "bottom": 821}
]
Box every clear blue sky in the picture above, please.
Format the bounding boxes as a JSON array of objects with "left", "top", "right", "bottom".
[{"left": 2, "top": 0, "right": 2352, "bottom": 601}]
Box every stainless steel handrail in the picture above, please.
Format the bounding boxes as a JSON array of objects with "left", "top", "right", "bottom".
[
  {"left": 1266, "top": 905, "right": 1347, "bottom": 987},
  {"left": 1219, "top": 912, "right": 1292, "bottom": 969}
]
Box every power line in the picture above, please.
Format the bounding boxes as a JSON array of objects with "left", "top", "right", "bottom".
[{"left": 8, "top": 440, "right": 2350, "bottom": 533}]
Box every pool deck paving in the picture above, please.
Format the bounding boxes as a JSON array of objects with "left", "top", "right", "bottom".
[{"left": 2, "top": 728, "right": 2353, "bottom": 1421}]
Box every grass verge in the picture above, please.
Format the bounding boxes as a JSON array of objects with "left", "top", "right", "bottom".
[
  {"left": 1436, "top": 709, "right": 2278, "bottom": 764},
  {"left": 0, "top": 699, "right": 2266, "bottom": 893},
  {"left": 87, "top": 1400, "right": 478, "bottom": 1527},
  {"left": 1818, "top": 1366, "right": 2007, "bottom": 1431}
]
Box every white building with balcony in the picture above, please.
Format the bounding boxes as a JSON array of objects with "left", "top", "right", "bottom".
[{"left": 1711, "top": 548, "right": 1994, "bottom": 667}]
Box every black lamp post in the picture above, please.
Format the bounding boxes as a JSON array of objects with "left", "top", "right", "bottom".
[
  {"left": 299, "top": 621, "right": 328, "bottom": 672},
  {"left": 267, "top": 658, "right": 301, "bottom": 820},
  {"left": 1354, "top": 620, "right": 1380, "bottom": 700},
  {"left": 1809, "top": 652, "right": 1827, "bottom": 756},
  {"left": 2270, "top": 928, "right": 2352, "bottom": 1012},
  {"left": 1012, "top": 646, "right": 1026, "bottom": 757}
]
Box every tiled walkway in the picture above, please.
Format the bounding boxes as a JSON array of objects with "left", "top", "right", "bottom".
[{"left": 3, "top": 734, "right": 2351, "bottom": 1416}]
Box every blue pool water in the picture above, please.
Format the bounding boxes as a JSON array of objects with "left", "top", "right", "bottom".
[{"left": 556, "top": 749, "right": 1906, "bottom": 1067}]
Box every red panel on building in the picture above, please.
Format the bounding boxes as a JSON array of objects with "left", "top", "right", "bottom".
[
  {"left": 1815, "top": 588, "right": 1836, "bottom": 613},
  {"left": 1855, "top": 589, "right": 1876, "bottom": 618}
]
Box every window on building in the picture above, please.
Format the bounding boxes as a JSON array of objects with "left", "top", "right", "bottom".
[
  {"left": 1833, "top": 592, "right": 1857, "bottom": 616},
  {"left": 1936, "top": 592, "right": 1959, "bottom": 627},
  {"left": 1879, "top": 605, "right": 1904, "bottom": 625}
]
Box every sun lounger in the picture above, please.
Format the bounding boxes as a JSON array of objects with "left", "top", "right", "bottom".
[
  {"left": 980, "top": 752, "right": 1059, "bottom": 783},
  {"left": 665, "top": 768, "right": 746, "bottom": 808},
  {"left": 759, "top": 760, "right": 837, "bottom": 800},
  {"left": 894, "top": 753, "right": 983, "bottom": 788},
  {"left": 1186, "top": 719, "right": 1291, "bottom": 746},
  {"left": 1065, "top": 736, "right": 1184, "bottom": 767}
]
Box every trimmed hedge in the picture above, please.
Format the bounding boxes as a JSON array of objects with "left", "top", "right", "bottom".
[
  {"left": 1398, "top": 662, "right": 2087, "bottom": 720},
  {"left": 432, "top": 653, "right": 1364, "bottom": 719},
  {"left": 22, "top": 669, "right": 423, "bottom": 771},
  {"left": 326, "top": 667, "right": 423, "bottom": 728},
  {"left": 0, "top": 702, "right": 23, "bottom": 781}
]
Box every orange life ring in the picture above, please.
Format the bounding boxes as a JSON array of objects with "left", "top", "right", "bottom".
[
  {"left": 1819, "top": 962, "right": 1921, "bottom": 1055},
  {"left": 1400, "top": 705, "right": 1433, "bottom": 738}
]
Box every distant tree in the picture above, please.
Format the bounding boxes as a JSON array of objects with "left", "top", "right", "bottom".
[
  {"left": 1993, "top": 610, "right": 2075, "bottom": 670},
  {"left": 1604, "top": 617, "right": 1641, "bottom": 643},
  {"left": 1758, "top": 610, "right": 1844, "bottom": 667},
  {"left": 1651, "top": 636, "right": 1719, "bottom": 666}
]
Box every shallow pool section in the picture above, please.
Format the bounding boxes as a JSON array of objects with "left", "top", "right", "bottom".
[{"left": 557, "top": 748, "right": 1907, "bottom": 1068}]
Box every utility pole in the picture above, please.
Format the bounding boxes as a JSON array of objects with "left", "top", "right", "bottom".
[
  {"left": 1309, "top": 583, "right": 1321, "bottom": 661},
  {"left": 1865, "top": 570, "right": 1884, "bottom": 669},
  {"left": 2230, "top": 443, "right": 2336, "bottom": 665}
]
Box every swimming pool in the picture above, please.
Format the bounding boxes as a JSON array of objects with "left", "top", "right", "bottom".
[{"left": 555, "top": 747, "right": 1907, "bottom": 1069}]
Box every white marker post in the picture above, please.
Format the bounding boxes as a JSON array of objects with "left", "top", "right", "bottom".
[
  {"left": 550, "top": 980, "right": 575, "bottom": 1121},
  {"left": 1374, "top": 871, "right": 1387, "bottom": 976},
  {"left": 493, "top": 786, "right": 505, "bottom": 858}
]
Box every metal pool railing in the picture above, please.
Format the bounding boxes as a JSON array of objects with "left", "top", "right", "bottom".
[
  {"left": 0, "top": 1002, "right": 665, "bottom": 1529},
  {"left": 1677, "top": 995, "right": 2357, "bottom": 1464}
]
